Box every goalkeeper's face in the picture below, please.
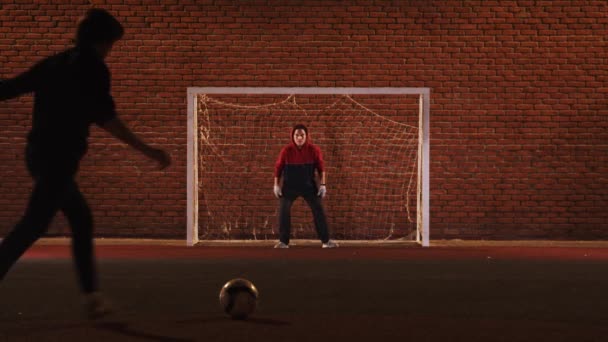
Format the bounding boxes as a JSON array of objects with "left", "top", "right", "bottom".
[{"left": 293, "top": 129, "right": 307, "bottom": 147}]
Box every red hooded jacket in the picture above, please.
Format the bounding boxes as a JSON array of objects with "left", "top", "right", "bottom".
[{"left": 274, "top": 126, "right": 325, "bottom": 190}]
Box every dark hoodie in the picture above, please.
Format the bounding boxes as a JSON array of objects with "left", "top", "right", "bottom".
[
  {"left": 0, "top": 45, "right": 117, "bottom": 163},
  {"left": 274, "top": 125, "right": 325, "bottom": 191}
]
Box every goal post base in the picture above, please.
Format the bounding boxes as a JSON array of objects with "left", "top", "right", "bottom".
[{"left": 193, "top": 239, "right": 422, "bottom": 248}]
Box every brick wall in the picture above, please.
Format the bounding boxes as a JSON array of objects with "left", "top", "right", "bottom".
[{"left": 0, "top": 0, "right": 606, "bottom": 240}]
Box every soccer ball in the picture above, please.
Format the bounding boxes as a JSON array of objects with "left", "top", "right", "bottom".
[{"left": 219, "top": 278, "right": 259, "bottom": 320}]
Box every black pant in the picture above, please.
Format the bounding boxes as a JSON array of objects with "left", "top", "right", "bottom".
[
  {"left": 0, "top": 149, "right": 97, "bottom": 293},
  {"left": 278, "top": 188, "right": 329, "bottom": 244}
]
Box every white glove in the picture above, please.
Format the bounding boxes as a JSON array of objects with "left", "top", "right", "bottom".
[
  {"left": 273, "top": 185, "right": 282, "bottom": 198},
  {"left": 317, "top": 185, "right": 327, "bottom": 198}
]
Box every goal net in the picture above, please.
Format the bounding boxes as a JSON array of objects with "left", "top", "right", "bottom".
[{"left": 187, "top": 88, "right": 430, "bottom": 247}]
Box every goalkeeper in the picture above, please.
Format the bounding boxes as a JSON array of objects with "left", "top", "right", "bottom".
[{"left": 273, "top": 124, "right": 338, "bottom": 249}]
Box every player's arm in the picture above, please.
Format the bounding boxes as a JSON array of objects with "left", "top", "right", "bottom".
[
  {"left": 88, "top": 63, "right": 170, "bottom": 170},
  {"left": 315, "top": 146, "right": 327, "bottom": 197},
  {"left": 273, "top": 148, "right": 286, "bottom": 198},
  {"left": 0, "top": 63, "right": 44, "bottom": 101},
  {"left": 317, "top": 170, "right": 327, "bottom": 198},
  {"left": 100, "top": 117, "right": 171, "bottom": 170},
  {"left": 273, "top": 177, "right": 282, "bottom": 197},
  {"left": 319, "top": 171, "right": 326, "bottom": 186}
]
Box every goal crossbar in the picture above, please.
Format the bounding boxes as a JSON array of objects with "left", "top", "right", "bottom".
[{"left": 186, "top": 87, "right": 430, "bottom": 247}]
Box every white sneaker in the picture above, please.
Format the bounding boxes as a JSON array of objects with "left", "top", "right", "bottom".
[
  {"left": 84, "top": 292, "right": 114, "bottom": 320},
  {"left": 274, "top": 241, "right": 289, "bottom": 249},
  {"left": 322, "top": 240, "right": 339, "bottom": 248}
]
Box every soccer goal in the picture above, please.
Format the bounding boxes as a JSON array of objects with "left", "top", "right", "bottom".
[{"left": 187, "top": 87, "right": 430, "bottom": 247}]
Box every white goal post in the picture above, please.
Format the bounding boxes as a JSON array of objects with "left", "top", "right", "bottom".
[{"left": 186, "top": 87, "right": 430, "bottom": 247}]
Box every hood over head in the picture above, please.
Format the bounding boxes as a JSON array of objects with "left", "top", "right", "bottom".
[{"left": 291, "top": 123, "right": 310, "bottom": 146}]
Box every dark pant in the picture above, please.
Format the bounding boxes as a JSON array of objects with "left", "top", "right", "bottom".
[
  {"left": 278, "top": 188, "right": 329, "bottom": 244},
  {"left": 0, "top": 150, "right": 97, "bottom": 293}
]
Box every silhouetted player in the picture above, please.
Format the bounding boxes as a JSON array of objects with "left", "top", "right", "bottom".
[{"left": 0, "top": 9, "right": 170, "bottom": 318}]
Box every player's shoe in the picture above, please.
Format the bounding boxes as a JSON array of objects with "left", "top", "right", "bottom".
[
  {"left": 322, "top": 240, "right": 339, "bottom": 248},
  {"left": 273, "top": 241, "right": 289, "bottom": 249},
  {"left": 84, "top": 292, "right": 115, "bottom": 320}
]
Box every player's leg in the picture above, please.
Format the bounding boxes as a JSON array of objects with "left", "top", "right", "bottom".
[
  {"left": 61, "top": 181, "right": 114, "bottom": 319},
  {"left": 303, "top": 192, "right": 330, "bottom": 244},
  {"left": 61, "top": 181, "right": 97, "bottom": 293},
  {"left": 0, "top": 176, "right": 65, "bottom": 281},
  {"left": 277, "top": 192, "right": 296, "bottom": 247}
]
